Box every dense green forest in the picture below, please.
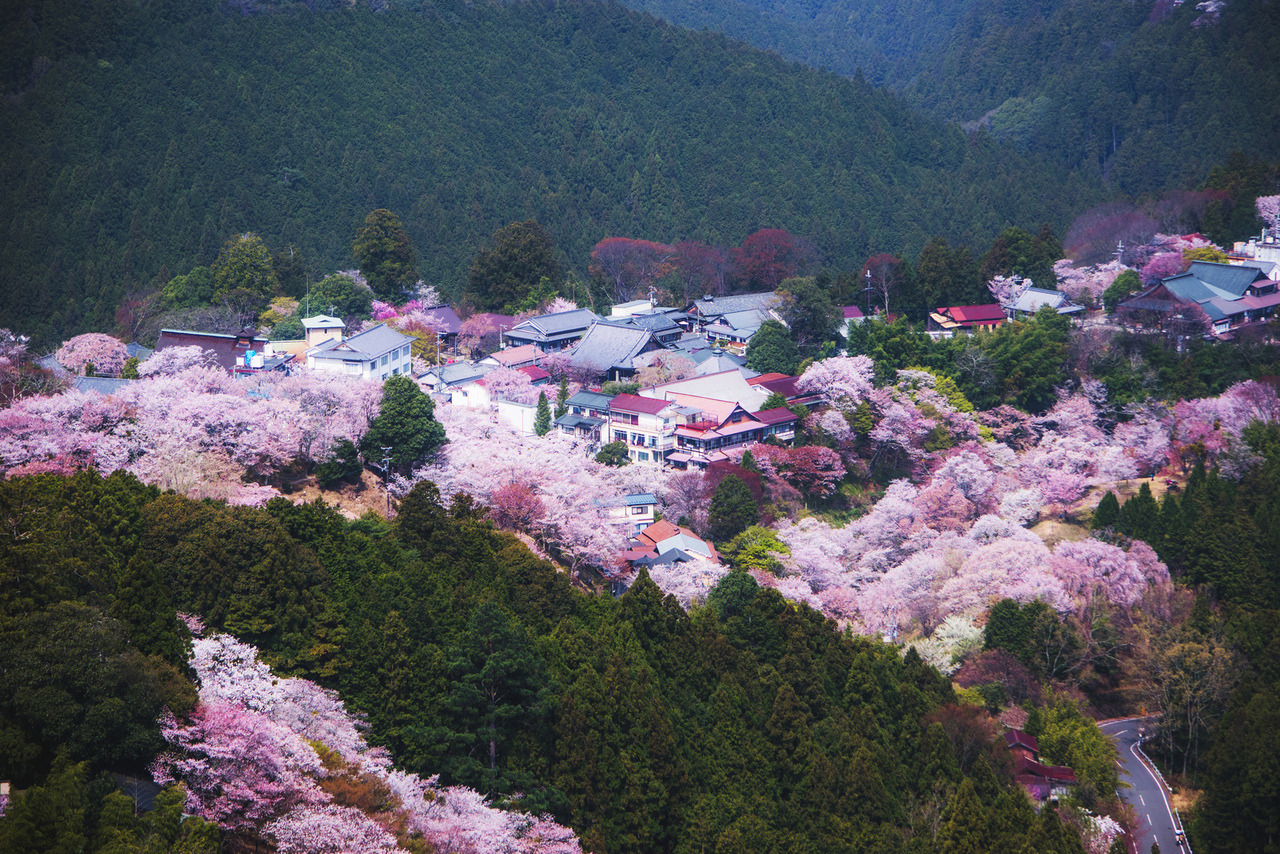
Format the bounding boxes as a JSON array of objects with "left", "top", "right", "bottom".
[
  {"left": 614, "top": 0, "right": 1280, "bottom": 196},
  {"left": 0, "top": 469, "right": 1106, "bottom": 853},
  {"left": 0, "top": 0, "right": 1102, "bottom": 347}
]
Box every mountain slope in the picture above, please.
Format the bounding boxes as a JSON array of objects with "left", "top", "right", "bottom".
[
  {"left": 0, "top": 0, "right": 1097, "bottom": 344},
  {"left": 613, "top": 0, "right": 1280, "bottom": 197}
]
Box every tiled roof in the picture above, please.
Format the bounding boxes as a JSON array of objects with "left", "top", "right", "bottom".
[
  {"left": 636, "top": 519, "right": 681, "bottom": 547},
  {"left": 755, "top": 407, "right": 798, "bottom": 424},
  {"left": 610, "top": 393, "right": 677, "bottom": 415},
  {"left": 565, "top": 322, "right": 655, "bottom": 371},
  {"left": 487, "top": 344, "right": 542, "bottom": 367},
  {"left": 309, "top": 323, "right": 412, "bottom": 361},
  {"left": 554, "top": 413, "right": 605, "bottom": 430},
  {"left": 301, "top": 314, "right": 345, "bottom": 329},
  {"left": 941, "top": 304, "right": 1006, "bottom": 323},
  {"left": 511, "top": 308, "right": 602, "bottom": 339},
  {"left": 566, "top": 390, "right": 616, "bottom": 409},
  {"left": 1186, "top": 260, "right": 1267, "bottom": 297},
  {"left": 618, "top": 313, "right": 681, "bottom": 334},
  {"left": 687, "top": 292, "right": 779, "bottom": 317},
  {"left": 842, "top": 306, "right": 864, "bottom": 319},
  {"left": 519, "top": 365, "right": 551, "bottom": 383},
  {"left": 623, "top": 492, "right": 657, "bottom": 506},
  {"left": 1005, "top": 730, "right": 1039, "bottom": 754}
]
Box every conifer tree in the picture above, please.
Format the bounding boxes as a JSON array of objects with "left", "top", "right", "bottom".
[
  {"left": 555, "top": 376, "right": 569, "bottom": 418},
  {"left": 535, "top": 391, "right": 552, "bottom": 436},
  {"left": 1092, "top": 491, "right": 1120, "bottom": 529},
  {"left": 708, "top": 474, "right": 758, "bottom": 542}
]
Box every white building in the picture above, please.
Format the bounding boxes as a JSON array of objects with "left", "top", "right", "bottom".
[{"left": 306, "top": 323, "right": 414, "bottom": 381}]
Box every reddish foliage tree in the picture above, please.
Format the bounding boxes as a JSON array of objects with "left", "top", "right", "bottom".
[
  {"left": 671, "top": 240, "right": 733, "bottom": 300},
  {"left": 953, "top": 649, "right": 1042, "bottom": 706},
  {"left": 488, "top": 482, "right": 546, "bottom": 533},
  {"left": 733, "top": 228, "right": 812, "bottom": 289},
  {"left": 589, "top": 237, "right": 676, "bottom": 303}
]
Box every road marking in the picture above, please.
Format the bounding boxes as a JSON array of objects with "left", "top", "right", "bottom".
[{"left": 1139, "top": 794, "right": 1145, "bottom": 805}]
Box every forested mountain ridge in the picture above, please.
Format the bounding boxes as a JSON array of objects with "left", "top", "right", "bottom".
[
  {"left": 614, "top": 0, "right": 1280, "bottom": 197},
  {"left": 0, "top": 0, "right": 1100, "bottom": 346}
]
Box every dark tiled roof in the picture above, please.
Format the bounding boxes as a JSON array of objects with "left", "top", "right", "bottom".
[
  {"left": 310, "top": 323, "right": 413, "bottom": 361},
  {"left": 567, "top": 390, "right": 616, "bottom": 409},
  {"left": 511, "top": 308, "right": 603, "bottom": 339},
  {"left": 566, "top": 322, "right": 655, "bottom": 371},
  {"left": 687, "top": 292, "right": 779, "bottom": 317},
  {"left": 1185, "top": 260, "right": 1267, "bottom": 297}
]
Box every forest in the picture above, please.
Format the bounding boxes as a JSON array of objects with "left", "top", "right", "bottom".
[
  {"left": 0, "top": 0, "right": 1108, "bottom": 347},
  {"left": 613, "top": 0, "right": 1280, "bottom": 198}
]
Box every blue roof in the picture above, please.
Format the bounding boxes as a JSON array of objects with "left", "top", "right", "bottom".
[{"left": 623, "top": 493, "right": 657, "bottom": 506}]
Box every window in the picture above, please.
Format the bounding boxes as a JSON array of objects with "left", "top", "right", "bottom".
[
  {"left": 637, "top": 451, "right": 649, "bottom": 461},
  {"left": 614, "top": 430, "right": 627, "bottom": 443},
  {"left": 631, "top": 506, "right": 647, "bottom": 515},
  {"left": 381, "top": 354, "right": 390, "bottom": 366}
]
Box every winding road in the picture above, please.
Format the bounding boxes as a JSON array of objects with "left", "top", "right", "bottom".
[{"left": 1099, "top": 717, "right": 1187, "bottom": 854}]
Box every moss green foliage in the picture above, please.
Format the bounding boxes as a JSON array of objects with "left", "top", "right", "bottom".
[
  {"left": 0, "top": 468, "right": 1100, "bottom": 852},
  {"left": 721, "top": 525, "right": 790, "bottom": 573},
  {"left": 352, "top": 209, "right": 418, "bottom": 300},
  {"left": 359, "top": 375, "right": 447, "bottom": 476},
  {"left": 0, "top": 755, "right": 218, "bottom": 854},
  {"left": 594, "top": 440, "right": 631, "bottom": 467},
  {"left": 615, "top": 0, "right": 1280, "bottom": 204},
  {"left": 211, "top": 233, "right": 279, "bottom": 303},
  {"left": 1102, "top": 269, "right": 1141, "bottom": 313},
  {"left": 708, "top": 474, "right": 759, "bottom": 542},
  {"left": 1092, "top": 491, "right": 1120, "bottom": 529},
  {"left": 745, "top": 319, "right": 800, "bottom": 375},
  {"left": 316, "top": 438, "right": 363, "bottom": 488},
  {"left": 304, "top": 273, "right": 374, "bottom": 320},
  {"left": 534, "top": 391, "right": 552, "bottom": 436},
  {"left": 467, "top": 220, "right": 565, "bottom": 313},
  {"left": 0, "top": 0, "right": 1099, "bottom": 347}
]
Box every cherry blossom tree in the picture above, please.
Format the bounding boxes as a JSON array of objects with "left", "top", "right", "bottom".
[
  {"left": 647, "top": 556, "right": 728, "bottom": 608},
  {"left": 1139, "top": 251, "right": 1186, "bottom": 286},
  {"left": 1257, "top": 194, "right": 1280, "bottom": 231},
  {"left": 151, "top": 701, "right": 327, "bottom": 831},
  {"left": 796, "top": 355, "right": 874, "bottom": 410},
  {"left": 139, "top": 345, "right": 217, "bottom": 376},
  {"left": 55, "top": 332, "right": 129, "bottom": 375},
  {"left": 1052, "top": 259, "right": 1129, "bottom": 303},
  {"left": 264, "top": 803, "right": 399, "bottom": 854}
]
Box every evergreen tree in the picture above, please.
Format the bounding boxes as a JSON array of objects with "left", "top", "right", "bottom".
[
  {"left": 1092, "top": 491, "right": 1120, "bottom": 529},
  {"left": 211, "top": 233, "right": 279, "bottom": 303},
  {"left": 315, "top": 438, "right": 363, "bottom": 488},
  {"left": 467, "top": 220, "right": 564, "bottom": 312},
  {"left": 708, "top": 474, "right": 759, "bottom": 542},
  {"left": 535, "top": 391, "right": 552, "bottom": 436},
  {"left": 352, "top": 209, "right": 418, "bottom": 300},
  {"left": 1118, "top": 482, "right": 1159, "bottom": 541},
  {"left": 555, "top": 376, "right": 570, "bottom": 418},
  {"left": 938, "top": 778, "right": 990, "bottom": 854},
  {"left": 745, "top": 320, "right": 800, "bottom": 375},
  {"left": 359, "top": 375, "right": 446, "bottom": 475}
]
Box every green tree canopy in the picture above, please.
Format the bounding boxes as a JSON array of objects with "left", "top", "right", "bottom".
[
  {"left": 359, "top": 375, "right": 447, "bottom": 476},
  {"left": 467, "top": 220, "right": 564, "bottom": 312},
  {"left": 353, "top": 209, "right": 418, "bottom": 300},
  {"left": 777, "top": 276, "right": 842, "bottom": 355},
  {"left": 708, "top": 474, "right": 759, "bottom": 542},
  {"left": 211, "top": 234, "right": 279, "bottom": 303},
  {"left": 304, "top": 272, "right": 373, "bottom": 320},
  {"left": 745, "top": 319, "right": 800, "bottom": 375}
]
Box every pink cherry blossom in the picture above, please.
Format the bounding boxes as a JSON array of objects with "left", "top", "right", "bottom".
[
  {"left": 55, "top": 332, "right": 129, "bottom": 375},
  {"left": 797, "top": 355, "right": 874, "bottom": 409}
]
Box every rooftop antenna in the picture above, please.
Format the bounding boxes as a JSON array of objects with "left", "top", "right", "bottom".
[{"left": 381, "top": 446, "right": 393, "bottom": 515}]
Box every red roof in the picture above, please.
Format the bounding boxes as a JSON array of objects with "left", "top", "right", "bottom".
[
  {"left": 747, "top": 372, "right": 790, "bottom": 385},
  {"left": 843, "top": 306, "right": 865, "bottom": 319},
  {"left": 756, "top": 375, "right": 804, "bottom": 398},
  {"left": 610, "top": 393, "right": 675, "bottom": 415},
  {"left": 940, "top": 304, "right": 1006, "bottom": 323},
  {"left": 519, "top": 365, "right": 551, "bottom": 383},
  {"left": 1015, "top": 756, "right": 1076, "bottom": 784},
  {"left": 636, "top": 519, "right": 682, "bottom": 547},
  {"left": 755, "top": 407, "right": 798, "bottom": 425},
  {"left": 1005, "top": 730, "right": 1039, "bottom": 754}
]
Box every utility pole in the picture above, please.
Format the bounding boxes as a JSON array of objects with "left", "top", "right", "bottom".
[{"left": 381, "top": 446, "right": 393, "bottom": 515}]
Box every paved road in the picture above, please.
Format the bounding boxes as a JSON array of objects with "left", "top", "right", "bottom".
[{"left": 1100, "top": 717, "right": 1187, "bottom": 854}]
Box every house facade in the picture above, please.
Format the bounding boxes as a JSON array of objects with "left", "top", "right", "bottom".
[
  {"left": 502, "top": 308, "right": 602, "bottom": 352},
  {"left": 667, "top": 406, "right": 798, "bottom": 469},
  {"left": 306, "top": 323, "right": 414, "bottom": 381},
  {"left": 606, "top": 393, "right": 683, "bottom": 464}
]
